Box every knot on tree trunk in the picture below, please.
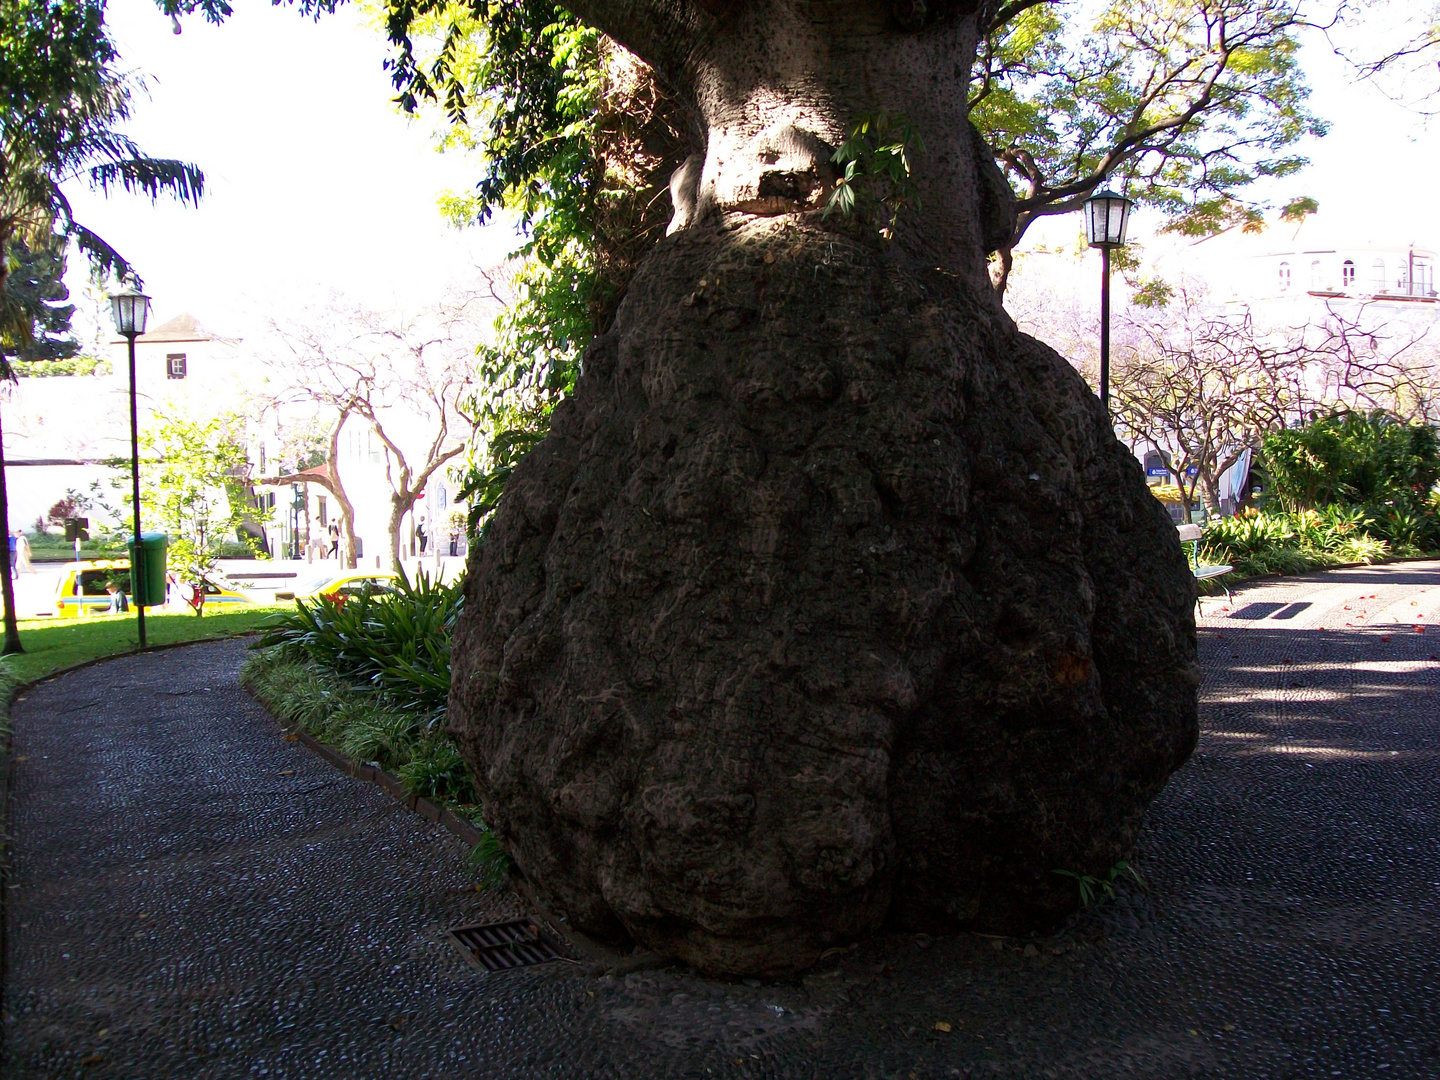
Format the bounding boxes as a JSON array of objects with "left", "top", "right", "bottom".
[
  {"left": 687, "top": 123, "right": 838, "bottom": 225},
  {"left": 889, "top": 0, "right": 929, "bottom": 31},
  {"left": 449, "top": 217, "right": 1198, "bottom": 977},
  {"left": 970, "top": 120, "right": 1018, "bottom": 254}
]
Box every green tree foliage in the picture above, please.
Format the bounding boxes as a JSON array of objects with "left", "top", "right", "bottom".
[
  {"left": 0, "top": 0, "right": 204, "bottom": 290},
  {"left": 2, "top": 0, "right": 205, "bottom": 652},
  {"left": 970, "top": 0, "right": 1327, "bottom": 291},
  {"left": 105, "top": 412, "right": 264, "bottom": 587},
  {"left": 1, "top": 233, "right": 78, "bottom": 362},
  {"left": 824, "top": 112, "right": 925, "bottom": 239},
  {"left": 221, "top": 0, "right": 1350, "bottom": 530},
  {"left": 1261, "top": 411, "right": 1440, "bottom": 513},
  {"left": 15, "top": 354, "right": 108, "bottom": 377},
  {"left": 385, "top": 1, "right": 685, "bottom": 533}
]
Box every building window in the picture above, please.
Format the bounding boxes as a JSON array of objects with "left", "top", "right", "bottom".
[
  {"left": 1373, "top": 259, "right": 1387, "bottom": 292},
  {"left": 1342, "top": 259, "right": 1355, "bottom": 287},
  {"left": 317, "top": 495, "right": 328, "bottom": 526},
  {"left": 1277, "top": 262, "right": 1291, "bottom": 290},
  {"left": 1309, "top": 259, "right": 1323, "bottom": 288},
  {"left": 438, "top": 486, "right": 447, "bottom": 508},
  {"left": 166, "top": 353, "right": 187, "bottom": 379}
]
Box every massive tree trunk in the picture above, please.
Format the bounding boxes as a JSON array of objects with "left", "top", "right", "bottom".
[{"left": 449, "top": 0, "right": 1198, "bottom": 977}]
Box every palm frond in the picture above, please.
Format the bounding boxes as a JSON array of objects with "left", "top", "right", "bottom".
[
  {"left": 66, "top": 223, "right": 131, "bottom": 282},
  {"left": 88, "top": 158, "right": 204, "bottom": 204}
]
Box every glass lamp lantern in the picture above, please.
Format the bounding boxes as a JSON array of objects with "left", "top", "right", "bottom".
[
  {"left": 1084, "top": 189, "right": 1133, "bottom": 249},
  {"left": 109, "top": 279, "right": 151, "bottom": 337}
]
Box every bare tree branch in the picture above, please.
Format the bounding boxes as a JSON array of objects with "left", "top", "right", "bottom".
[{"left": 259, "top": 291, "right": 490, "bottom": 569}]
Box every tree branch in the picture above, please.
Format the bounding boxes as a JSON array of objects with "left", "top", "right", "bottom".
[
  {"left": 559, "top": 0, "right": 711, "bottom": 80},
  {"left": 984, "top": 0, "right": 1049, "bottom": 34}
]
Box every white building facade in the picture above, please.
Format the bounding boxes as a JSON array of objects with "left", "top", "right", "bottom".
[{"left": 4, "top": 310, "right": 472, "bottom": 569}]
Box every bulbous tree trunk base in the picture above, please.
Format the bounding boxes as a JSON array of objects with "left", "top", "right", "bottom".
[{"left": 449, "top": 217, "right": 1198, "bottom": 978}]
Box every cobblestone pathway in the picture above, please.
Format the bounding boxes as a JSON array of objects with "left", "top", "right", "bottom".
[{"left": 4, "top": 563, "right": 1439, "bottom": 1079}]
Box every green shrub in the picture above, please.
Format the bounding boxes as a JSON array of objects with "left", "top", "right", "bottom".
[
  {"left": 255, "top": 567, "right": 462, "bottom": 718},
  {"left": 336, "top": 706, "right": 423, "bottom": 771},
  {"left": 244, "top": 568, "right": 490, "bottom": 829},
  {"left": 1199, "top": 501, "right": 1416, "bottom": 585},
  {"left": 1262, "top": 411, "right": 1440, "bottom": 513},
  {"left": 241, "top": 650, "right": 494, "bottom": 861},
  {"left": 1201, "top": 512, "right": 1297, "bottom": 558},
  {"left": 1369, "top": 505, "right": 1440, "bottom": 551},
  {"left": 1297, "top": 505, "right": 1371, "bottom": 554},
  {"left": 1329, "top": 534, "right": 1390, "bottom": 564},
  {"left": 398, "top": 738, "right": 479, "bottom": 805}
]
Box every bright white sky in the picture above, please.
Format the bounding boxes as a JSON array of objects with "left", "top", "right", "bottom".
[
  {"left": 61, "top": 0, "right": 1440, "bottom": 341},
  {"left": 62, "top": 0, "right": 514, "bottom": 342}
]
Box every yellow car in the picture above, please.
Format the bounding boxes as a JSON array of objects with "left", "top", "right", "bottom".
[
  {"left": 275, "top": 570, "right": 399, "bottom": 603},
  {"left": 53, "top": 559, "right": 132, "bottom": 617},
  {"left": 53, "top": 560, "right": 254, "bottom": 617}
]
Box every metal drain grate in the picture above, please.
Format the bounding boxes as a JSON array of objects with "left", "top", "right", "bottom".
[{"left": 445, "top": 919, "right": 562, "bottom": 973}]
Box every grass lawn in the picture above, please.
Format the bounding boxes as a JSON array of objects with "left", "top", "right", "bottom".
[{"left": 0, "top": 605, "right": 288, "bottom": 690}]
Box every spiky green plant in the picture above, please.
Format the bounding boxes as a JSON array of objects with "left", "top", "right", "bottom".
[{"left": 255, "top": 567, "right": 462, "bottom": 717}]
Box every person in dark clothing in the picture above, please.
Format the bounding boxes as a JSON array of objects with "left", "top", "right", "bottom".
[
  {"left": 105, "top": 582, "right": 129, "bottom": 614},
  {"left": 328, "top": 523, "right": 340, "bottom": 559},
  {"left": 416, "top": 517, "right": 428, "bottom": 555}
]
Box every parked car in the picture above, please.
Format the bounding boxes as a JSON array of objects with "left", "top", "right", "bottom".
[
  {"left": 53, "top": 559, "right": 132, "bottom": 617},
  {"left": 53, "top": 560, "right": 254, "bottom": 617},
  {"left": 274, "top": 570, "right": 399, "bottom": 603},
  {"left": 168, "top": 573, "right": 259, "bottom": 613}
]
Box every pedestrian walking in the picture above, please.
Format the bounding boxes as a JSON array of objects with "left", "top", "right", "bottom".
[
  {"left": 416, "top": 517, "right": 428, "bottom": 555},
  {"left": 14, "top": 531, "right": 32, "bottom": 574},
  {"left": 328, "top": 523, "right": 340, "bottom": 559}
]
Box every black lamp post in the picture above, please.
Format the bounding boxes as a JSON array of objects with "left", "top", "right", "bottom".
[
  {"left": 1084, "top": 187, "right": 1134, "bottom": 416},
  {"left": 291, "top": 483, "right": 305, "bottom": 560},
  {"left": 110, "top": 278, "right": 151, "bottom": 648}
]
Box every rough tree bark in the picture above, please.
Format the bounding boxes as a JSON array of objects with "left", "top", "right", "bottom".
[{"left": 449, "top": 0, "right": 1198, "bottom": 977}]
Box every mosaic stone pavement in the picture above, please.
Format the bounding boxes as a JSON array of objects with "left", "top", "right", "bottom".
[{"left": 4, "top": 562, "right": 1439, "bottom": 1078}]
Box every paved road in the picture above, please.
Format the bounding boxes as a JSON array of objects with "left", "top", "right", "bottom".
[
  {"left": 4, "top": 563, "right": 1440, "bottom": 1079},
  {"left": 13, "top": 556, "right": 469, "bottom": 617}
]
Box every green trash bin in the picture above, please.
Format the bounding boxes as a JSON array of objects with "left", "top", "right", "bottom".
[{"left": 127, "top": 532, "right": 169, "bottom": 608}]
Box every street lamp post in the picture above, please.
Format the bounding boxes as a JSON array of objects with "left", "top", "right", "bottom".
[
  {"left": 1084, "top": 187, "right": 1134, "bottom": 416},
  {"left": 110, "top": 279, "right": 151, "bottom": 649},
  {"left": 291, "top": 483, "right": 305, "bottom": 560}
]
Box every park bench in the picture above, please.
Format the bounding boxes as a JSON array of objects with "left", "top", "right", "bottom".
[{"left": 1177, "top": 523, "right": 1234, "bottom": 610}]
